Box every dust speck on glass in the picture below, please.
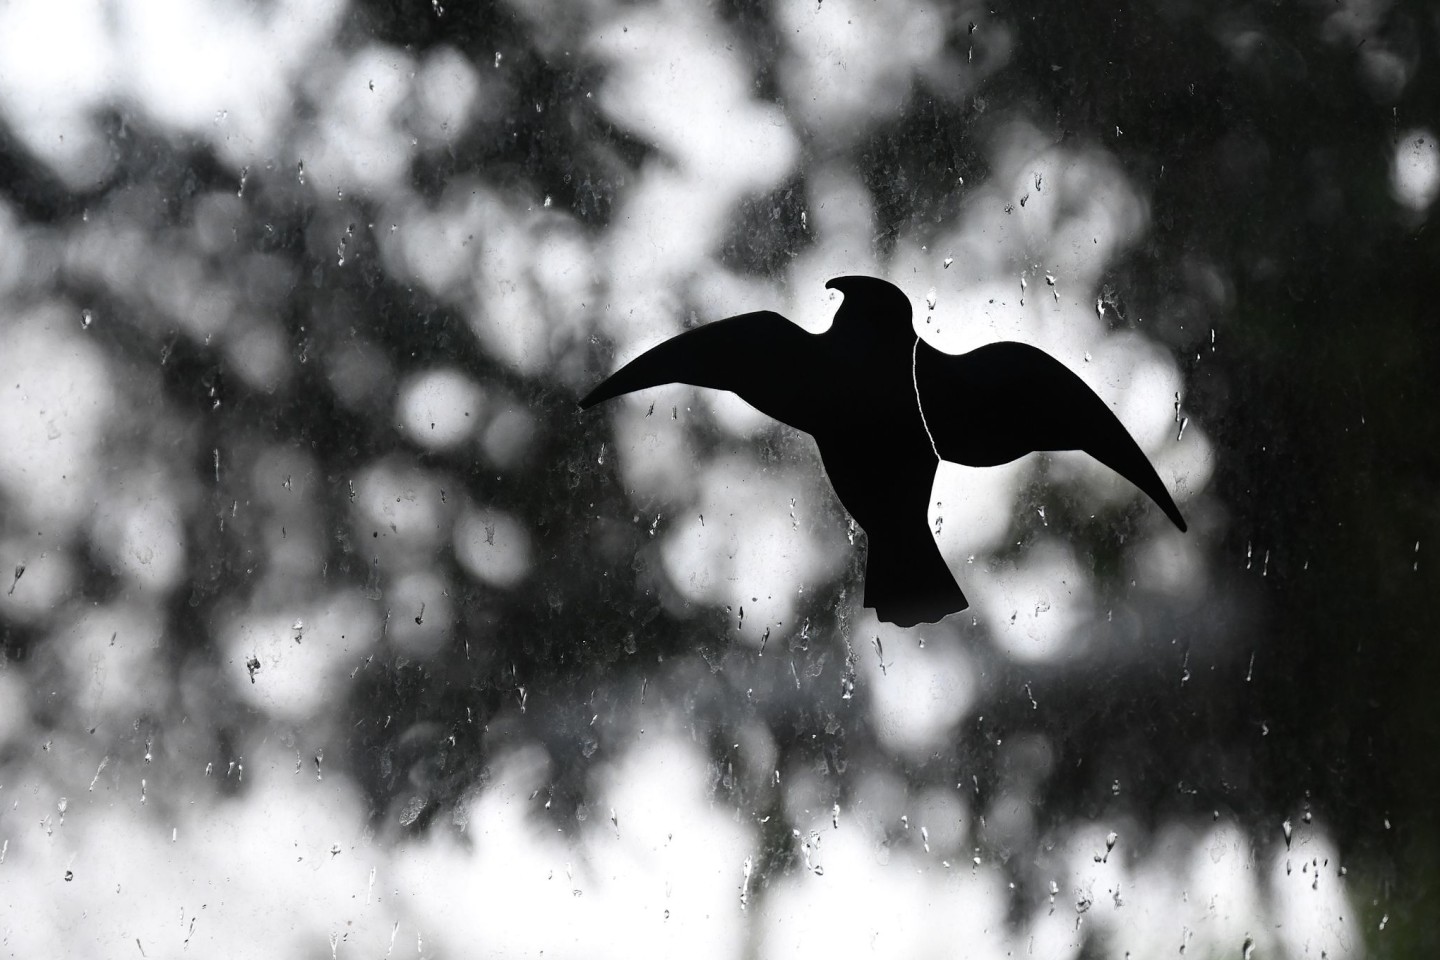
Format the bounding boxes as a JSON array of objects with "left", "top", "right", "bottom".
[{"left": 0, "top": 1, "right": 1436, "bottom": 957}]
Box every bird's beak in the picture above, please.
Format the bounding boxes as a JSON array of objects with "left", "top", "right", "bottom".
[{"left": 824, "top": 277, "right": 848, "bottom": 292}]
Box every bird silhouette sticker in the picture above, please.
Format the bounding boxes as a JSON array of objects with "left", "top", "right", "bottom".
[{"left": 581, "top": 276, "right": 1186, "bottom": 627}]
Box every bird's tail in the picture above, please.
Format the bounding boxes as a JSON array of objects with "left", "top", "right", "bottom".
[{"left": 862, "top": 530, "right": 969, "bottom": 627}]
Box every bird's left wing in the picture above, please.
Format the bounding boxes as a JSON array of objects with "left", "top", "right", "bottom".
[
  {"left": 579, "top": 311, "right": 819, "bottom": 432},
  {"left": 917, "top": 340, "right": 1187, "bottom": 532}
]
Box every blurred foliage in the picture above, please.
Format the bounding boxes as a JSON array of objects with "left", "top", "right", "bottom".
[{"left": 1, "top": 0, "right": 1438, "bottom": 956}]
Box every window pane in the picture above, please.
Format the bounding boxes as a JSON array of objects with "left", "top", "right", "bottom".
[{"left": 0, "top": 1, "right": 1434, "bottom": 957}]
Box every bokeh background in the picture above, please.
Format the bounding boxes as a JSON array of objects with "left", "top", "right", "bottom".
[{"left": 1, "top": 0, "right": 1437, "bottom": 956}]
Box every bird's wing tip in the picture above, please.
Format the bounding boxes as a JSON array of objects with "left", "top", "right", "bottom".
[{"left": 1163, "top": 504, "right": 1188, "bottom": 533}]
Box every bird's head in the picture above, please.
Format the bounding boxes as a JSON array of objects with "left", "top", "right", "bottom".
[{"left": 824, "top": 276, "right": 914, "bottom": 338}]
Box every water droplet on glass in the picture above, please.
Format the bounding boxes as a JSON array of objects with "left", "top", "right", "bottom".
[
  {"left": 1282, "top": 818, "right": 1293, "bottom": 848},
  {"left": 399, "top": 797, "right": 427, "bottom": 826},
  {"left": 943, "top": 256, "right": 953, "bottom": 268},
  {"left": 296, "top": 161, "right": 306, "bottom": 185},
  {"left": 926, "top": 288, "right": 937, "bottom": 310},
  {"left": 80, "top": 309, "right": 93, "bottom": 330},
  {"left": 840, "top": 637, "right": 857, "bottom": 699},
  {"left": 336, "top": 224, "right": 353, "bottom": 266}
]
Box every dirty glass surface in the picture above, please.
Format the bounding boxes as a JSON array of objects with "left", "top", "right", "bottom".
[{"left": 0, "top": 0, "right": 1437, "bottom": 956}]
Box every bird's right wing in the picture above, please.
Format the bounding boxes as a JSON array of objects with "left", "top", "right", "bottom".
[
  {"left": 579, "top": 311, "right": 820, "bottom": 433},
  {"left": 918, "top": 340, "right": 1187, "bottom": 532}
]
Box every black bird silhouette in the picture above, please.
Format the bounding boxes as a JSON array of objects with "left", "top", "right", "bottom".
[{"left": 580, "top": 276, "right": 1186, "bottom": 627}]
